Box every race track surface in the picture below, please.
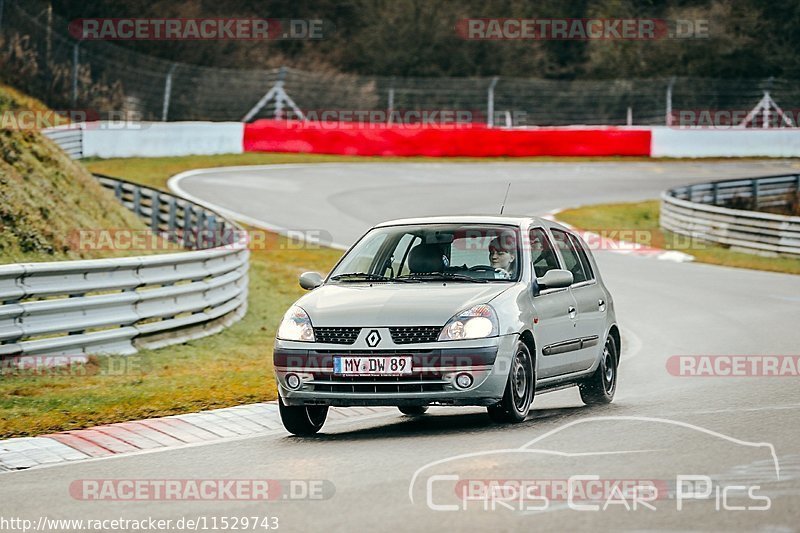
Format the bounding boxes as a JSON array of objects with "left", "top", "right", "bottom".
[{"left": 4, "top": 160, "right": 800, "bottom": 532}]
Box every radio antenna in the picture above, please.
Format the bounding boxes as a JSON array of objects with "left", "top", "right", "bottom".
[{"left": 499, "top": 183, "right": 511, "bottom": 214}]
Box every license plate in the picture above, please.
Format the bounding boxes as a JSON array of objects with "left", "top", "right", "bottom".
[{"left": 333, "top": 356, "right": 413, "bottom": 376}]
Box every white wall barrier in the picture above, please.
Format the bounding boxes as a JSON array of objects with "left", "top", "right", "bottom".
[
  {"left": 45, "top": 122, "right": 800, "bottom": 159},
  {"left": 80, "top": 121, "right": 244, "bottom": 158},
  {"left": 651, "top": 126, "right": 800, "bottom": 158}
]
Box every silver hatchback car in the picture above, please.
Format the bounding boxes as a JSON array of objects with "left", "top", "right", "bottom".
[{"left": 274, "top": 216, "right": 619, "bottom": 435}]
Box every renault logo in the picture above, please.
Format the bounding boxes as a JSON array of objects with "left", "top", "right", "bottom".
[{"left": 366, "top": 330, "right": 381, "bottom": 347}]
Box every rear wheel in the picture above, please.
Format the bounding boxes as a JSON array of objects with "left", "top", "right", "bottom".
[
  {"left": 398, "top": 406, "right": 428, "bottom": 416},
  {"left": 279, "top": 396, "right": 329, "bottom": 436},
  {"left": 579, "top": 335, "right": 618, "bottom": 405},
  {"left": 487, "top": 341, "right": 534, "bottom": 423}
]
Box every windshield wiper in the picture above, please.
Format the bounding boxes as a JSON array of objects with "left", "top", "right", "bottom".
[
  {"left": 330, "top": 273, "right": 391, "bottom": 281},
  {"left": 329, "top": 273, "right": 419, "bottom": 283},
  {"left": 396, "top": 272, "right": 488, "bottom": 283}
]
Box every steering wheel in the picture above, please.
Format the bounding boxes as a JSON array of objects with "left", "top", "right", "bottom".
[{"left": 468, "top": 265, "right": 498, "bottom": 272}]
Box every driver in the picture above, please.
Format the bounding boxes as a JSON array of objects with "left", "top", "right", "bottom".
[{"left": 488, "top": 233, "right": 517, "bottom": 278}]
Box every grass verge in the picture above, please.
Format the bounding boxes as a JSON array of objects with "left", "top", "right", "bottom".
[
  {"left": 557, "top": 200, "right": 800, "bottom": 275},
  {"left": 0, "top": 155, "right": 345, "bottom": 438}
]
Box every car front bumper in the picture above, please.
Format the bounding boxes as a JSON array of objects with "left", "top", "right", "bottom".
[{"left": 274, "top": 334, "right": 519, "bottom": 407}]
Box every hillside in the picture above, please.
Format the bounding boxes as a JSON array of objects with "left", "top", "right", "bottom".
[{"left": 0, "top": 84, "right": 149, "bottom": 263}]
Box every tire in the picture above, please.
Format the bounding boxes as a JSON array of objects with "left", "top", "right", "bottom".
[
  {"left": 487, "top": 341, "right": 534, "bottom": 423},
  {"left": 398, "top": 406, "right": 428, "bottom": 416},
  {"left": 279, "top": 396, "right": 329, "bottom": 436},
  {"left": 579, "top": 335, "right": 618, "bottom": 405}
]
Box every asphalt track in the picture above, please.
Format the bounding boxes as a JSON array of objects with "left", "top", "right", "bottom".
[{"left": 4, "top": 161, "right": 800, "bottom": 532}]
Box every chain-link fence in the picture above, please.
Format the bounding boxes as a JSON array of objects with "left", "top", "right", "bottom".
[{"left": 2, "top": 0, "right": 800, "bottom": 126}]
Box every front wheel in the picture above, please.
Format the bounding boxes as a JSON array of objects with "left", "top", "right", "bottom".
[
  {"left": 579, "top": 335, "right": 618, "bottom": 405},
  {"left": 487, "top": 341, "right": 534, "bottom": 423},
  {"left": 279, "top": 396, "right": 329, "bottom": 436}
]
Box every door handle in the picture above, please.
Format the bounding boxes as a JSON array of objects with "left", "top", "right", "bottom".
[
  {"left": 598, "top": 299, "right": 606, "bottom": 312},
  {"left": 568, "top": 306, "right": 577, "bottom": 319}
]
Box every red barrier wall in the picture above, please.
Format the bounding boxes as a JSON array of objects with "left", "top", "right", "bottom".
[{"left": 243, "top": 120, "right": 652, "bottom": 157}]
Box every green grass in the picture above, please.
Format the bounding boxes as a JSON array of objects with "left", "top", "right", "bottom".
[
  {"left": 0, "top": 154, "right": 348, "bottom": 437},
  {"left": 557, "top": 200, "right": 800, "bottom": 275}
]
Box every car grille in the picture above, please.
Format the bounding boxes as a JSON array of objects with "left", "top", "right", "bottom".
[
  {"left": 314, "top": 327, "right": 361, "bottom": 345},
  {"left": 389, "top": 326, "right": 442, "bottom": 344},
  {"left": 310, "top": 374, "right": 447, "bottom": 394}
]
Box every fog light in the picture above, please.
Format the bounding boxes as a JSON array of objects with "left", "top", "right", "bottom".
[
  {"left": 286, "top": 373, "right": 301, "bottom": 390},
  {"left": 455, "top": 372, "right": 473, "bottom": 389}
]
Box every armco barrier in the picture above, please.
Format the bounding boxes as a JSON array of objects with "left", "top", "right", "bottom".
[
  {"left": 0, "top": 175, "right": 249, "bottom": 358},
  {"left": 661, "top": 174, "right": 800, "bottom": 256},
  {"left": 243, "top": 120, "right": 652, "bottom": 157}
]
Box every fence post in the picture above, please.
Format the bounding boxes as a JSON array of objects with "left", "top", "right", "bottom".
[
  {"left": 711, "top": 182, "right": 718, "bottom": 205},
  {"left": 161, "top": 63, "right": 177, "bottom": 121},
  {"left": 666, "top": 76, "right": 675, "bottom": 126},
  {"left": 71, "top": 42, "right": 80, "bottom": 107},
  {"left": 387, "top": 83, "right": 395, "bottom": 125},
  {"left": 274, "top": 66, "right": 287, "bottom": 120},
  {"left": 487, "top": 77, "right": 499, "bottom": 127}
]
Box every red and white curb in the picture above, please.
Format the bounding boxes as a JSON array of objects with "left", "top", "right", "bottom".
[
  {"left": 545, "top": 209, "right": 694, "bottom": 263},
  {"left": 0, "top": 403, "right": 394, "bottom": 472}
]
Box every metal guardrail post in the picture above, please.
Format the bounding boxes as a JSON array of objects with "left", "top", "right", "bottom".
[
  {"left": 150, "top": 191, "right": 161, "bottom": 231},
  {"left": 133, "top": 187, "right": 142, "bottom": 216},
  {"left": 753, "top": 179, "right": 760, "bottom": 210}
]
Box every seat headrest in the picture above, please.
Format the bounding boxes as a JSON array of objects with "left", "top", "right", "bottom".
[{"left": 408, "top": 243, "right": 445, "bottom": 273}]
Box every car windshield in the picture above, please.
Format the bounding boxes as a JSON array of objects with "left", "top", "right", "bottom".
[{"left": 329, "top": 224, "right": 522, "bottom": 283}]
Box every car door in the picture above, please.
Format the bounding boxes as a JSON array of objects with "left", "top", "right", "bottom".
[
  {"left": 528, "top": 227, "right": 580, "bottom": 379},
  {"left": 550, "top": 229, "right": 607, "bottom": 372}
]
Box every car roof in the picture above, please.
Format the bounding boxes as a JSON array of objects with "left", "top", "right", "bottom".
[{"left": 374, "top": 214, "right": 569, "bottom": 231}]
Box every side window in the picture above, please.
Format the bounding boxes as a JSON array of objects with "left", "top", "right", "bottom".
[
  {"left": 551, "top": 229, "right": 588, "bottom": 284},
  {"left": 529, "top": 228, "right": 560, "bottom": 277},
  {"left": 569, "top": 234, "right": 595, "bottom": 281}
]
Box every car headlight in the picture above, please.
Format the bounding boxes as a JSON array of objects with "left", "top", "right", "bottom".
[
  {"left": 277, "top": 306, "right": 315, "bottom": 342},
  {"left": 438, "top": 304, "right": 499, "bottom": 341}
]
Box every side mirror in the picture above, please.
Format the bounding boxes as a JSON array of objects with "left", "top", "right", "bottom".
[
  {"left": 299, "top": 271, "right": 324, "bottom": 290},
  {"left": 536, "top": 269, "right": 573, "bottom": 292}
]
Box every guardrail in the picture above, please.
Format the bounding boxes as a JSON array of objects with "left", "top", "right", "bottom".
[
  {"left": 660, "top": 174, "right": 800, "bottom": 256},
  {"left": 0, "top": 175, "right": 249, "bottom": 359},
  {"left": 42, "top": 126, "right": 83, "bottom": 159}
]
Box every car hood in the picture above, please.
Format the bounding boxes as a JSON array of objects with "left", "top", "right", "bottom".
[{"left": 295, "top": 282, "right": 513, "bottom": 327}]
